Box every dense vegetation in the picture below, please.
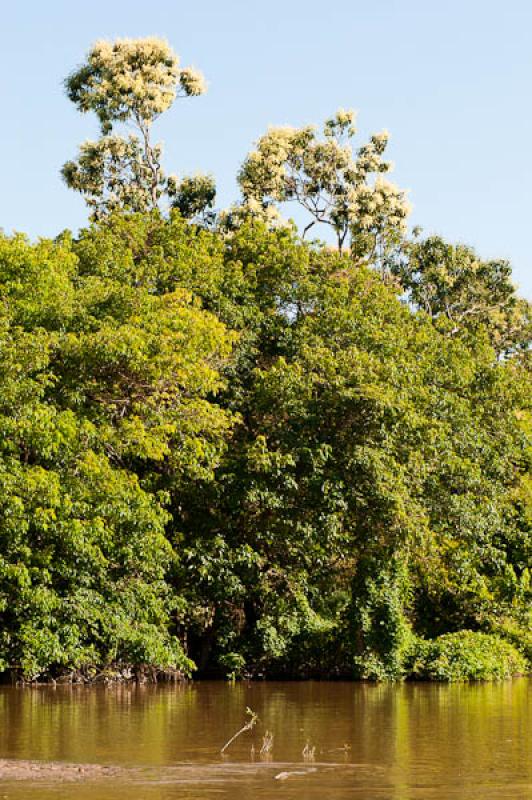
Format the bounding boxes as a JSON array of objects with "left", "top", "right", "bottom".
[{"left": 0, "top": 38, "right": 530, "bottom": 682}]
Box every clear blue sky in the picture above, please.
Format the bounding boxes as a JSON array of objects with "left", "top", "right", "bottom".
[{"left": 1, "top": 0, "right": 531, "bottom": 297}]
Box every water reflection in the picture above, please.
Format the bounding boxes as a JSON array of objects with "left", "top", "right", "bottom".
[{"left": 0, "top": 680, "right": 530, "bottom": 799}]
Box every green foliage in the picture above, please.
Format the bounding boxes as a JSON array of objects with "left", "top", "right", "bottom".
[
  {"left": 395, "top": 235, "right": 532, "bottom": 355},
  {"left": 489, "top": 616, "right": 532, "bottom": 664},
  {"left": 351, "top": 558, "right": 415, "bottom": 680},
  {"left": 0, "top": 224, "right": 233, "bottom": 680},
  {"left": 169, "top": 173, "right": 217, "bottom": 225},
  {"left": 3, "top": 60, "right": 532, "bottom": 681},
  {"left": 1, "top": 212, "right": 530, "bottom": 682},
  {"left": 408, "top": 631, "right": 527, "bottom": 681}
]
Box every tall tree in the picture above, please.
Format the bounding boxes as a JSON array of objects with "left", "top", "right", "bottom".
[
  {"left": 237, "top": 110, "right": 410, "bottom": 267},
  {"left": 62, "top": 38, "right": 213, "bottom": 219}
]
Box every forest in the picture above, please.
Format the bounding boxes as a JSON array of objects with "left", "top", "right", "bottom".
[{"left": 0, "top": 38, "right": 530, "bottom": 683}]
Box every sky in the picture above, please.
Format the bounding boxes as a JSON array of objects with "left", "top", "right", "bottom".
[{"left": 1, "top": 0, "right": 531, "bottom": 297}]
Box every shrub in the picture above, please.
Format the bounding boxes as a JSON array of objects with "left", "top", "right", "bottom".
[
  {"left": 408, "top": 631, "right": 528, "bottom": 681},
  {"left": 488, "top": 617, "right": 532, "bottom": 666}
]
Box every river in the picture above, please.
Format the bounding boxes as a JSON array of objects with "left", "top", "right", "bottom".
[{"left": 0, "top": 679, "right": 530, "bottom": 799}]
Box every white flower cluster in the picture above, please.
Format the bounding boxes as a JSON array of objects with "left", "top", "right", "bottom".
[
  {"left": 66, "top": 38, "right": 186, "bottom": 130},
  {"left": 238, "top": 126, "right": 299, "bottom": 201},
  {"left": 178, "top": 67, "right": 208, "bottom": 97},
  {"left": 351, "top": 178, "right": 411, "bottom": 234}
]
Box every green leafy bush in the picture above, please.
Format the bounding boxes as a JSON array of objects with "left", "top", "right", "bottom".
[
  {"left": 489, "top": 617, "right": 532, "bottom": 665},
  {"left": 408, "top": 631, "right": 528, "bottom": 681}
]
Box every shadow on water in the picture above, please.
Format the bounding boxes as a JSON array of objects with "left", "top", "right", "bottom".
[{"left": 0, "top": 679, "right": 530, "bottom": 799}]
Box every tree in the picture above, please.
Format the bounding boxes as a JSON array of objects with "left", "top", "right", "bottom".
[
  {"left": 395, "top": 235, "right": 532, "bottom": 355},
  {"left": 62, "top": 38, "right": 211, "bottom": 218},
  {"left": 237, "top": 109, "right": 410, "bottom": 265},
  {"left": 210, "top": 254, "right": 531, "bottom": 677},
  {"left": 0, "top": 224, "right": 235, "bottom": 679}
]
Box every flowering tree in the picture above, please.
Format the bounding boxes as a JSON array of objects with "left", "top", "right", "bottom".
[
  {"left": 238, "top": 110, "right": 410, "bottom": 265},
  {"left": 395, "top": 235, "right": 532, "bottom": 354},
  {"left": 62, "top": 38, "right": 213, "bottom": 218}
]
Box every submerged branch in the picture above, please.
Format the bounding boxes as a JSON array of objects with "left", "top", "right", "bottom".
[{"left": 220, "top": 707, "right": 258, "bottom": 754}]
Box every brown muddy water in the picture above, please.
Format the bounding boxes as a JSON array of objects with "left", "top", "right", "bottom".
[{"left": 0, "top": 679, "right": 530, "bottom": 799}]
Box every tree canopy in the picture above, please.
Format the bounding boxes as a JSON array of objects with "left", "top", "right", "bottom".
[
  {"left": 237, "top": 109, "right": 410, "bottom": 264},
  {"left": 62, "top": 38, "right": 212, "bottom": 218},
  {"left": 0, "top": 37, "right": 530, "bottom": 682}
]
